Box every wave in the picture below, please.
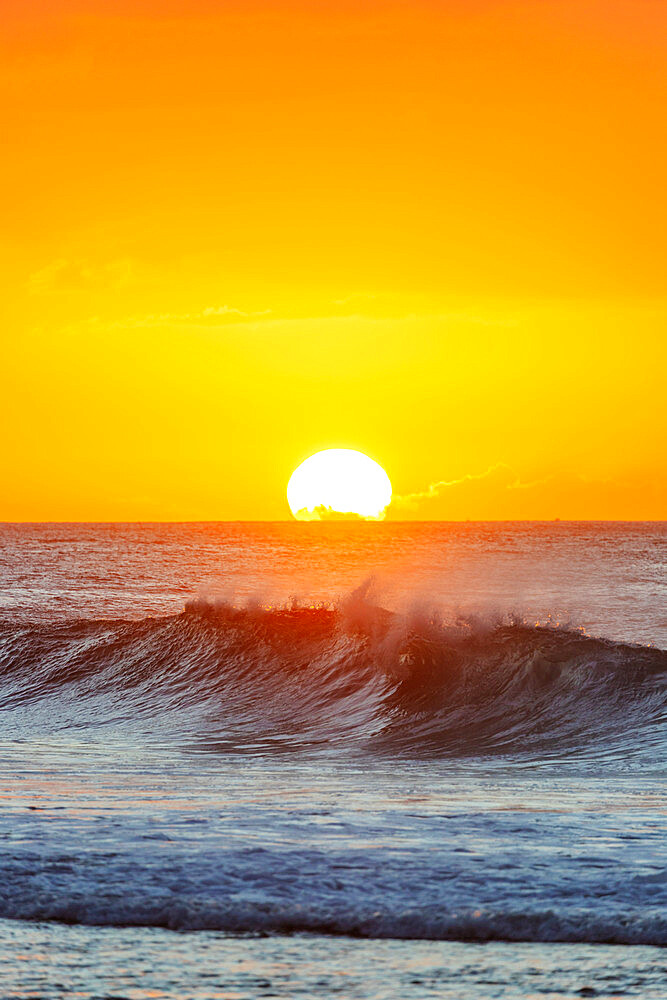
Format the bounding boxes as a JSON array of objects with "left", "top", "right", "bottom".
[
  {"left": 0, "top": 891, "right": 664, "bottom": 945},
  {"left": 0, "top": 595, "right": 665, "bottom": 758}
]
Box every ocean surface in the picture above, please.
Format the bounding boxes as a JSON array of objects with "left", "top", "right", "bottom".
[{"left": 0, "top": 521, "right": 665, "bottom": 999}]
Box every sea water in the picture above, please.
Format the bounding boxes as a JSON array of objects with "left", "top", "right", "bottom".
[{"left": 0, "top": 522, "right": 664, "bottom": 999}]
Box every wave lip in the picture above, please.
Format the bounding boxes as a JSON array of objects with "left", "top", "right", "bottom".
[{"left": 0, "top": 600, "right": 665, "bottom": 759}]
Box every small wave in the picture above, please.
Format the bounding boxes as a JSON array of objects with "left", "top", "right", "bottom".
[
  {"left": 0, "top": 597, "right": 664, "bottom": 758},
  {"left": 0, "top": 891, "right": 664, "bottom": 945}
]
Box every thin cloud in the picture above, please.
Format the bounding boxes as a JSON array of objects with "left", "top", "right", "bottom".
[
  {"left": 507, "top": 474, "right": 554, "bottom": 490},
  {"left": 393, "top": 463, "right": 511, "bottom": 506},
  {"left": 26, "top": 258, "right": 135, "bottom": 294},
  {"left": 106, "top": 305, "right": 272, "bottom": 329},
  {"left": 392, "top": 464, "right": 561, "bottom": 511}
]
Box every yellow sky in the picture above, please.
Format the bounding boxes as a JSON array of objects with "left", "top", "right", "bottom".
[{"left": 1, "top": 0, "right": 665, "bottom": 519}]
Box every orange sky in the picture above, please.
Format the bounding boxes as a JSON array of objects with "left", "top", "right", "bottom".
[{"left": 1, "top": 0, "right": 665, "bottom": 520}]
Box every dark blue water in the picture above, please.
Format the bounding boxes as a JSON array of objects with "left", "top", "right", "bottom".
[{"left": 0, "top": 522, "right": 665, "bottom": 998}]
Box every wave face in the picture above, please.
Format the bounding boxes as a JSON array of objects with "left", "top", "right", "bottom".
[{"left": 1, "top": 599, "right": 664, "bottom": 759}]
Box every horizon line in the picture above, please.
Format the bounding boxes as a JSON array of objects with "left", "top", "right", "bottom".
[{"left": 1, "top": 519, "right": 665, "bottom": 526}]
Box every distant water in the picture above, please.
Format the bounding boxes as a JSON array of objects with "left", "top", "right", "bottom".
[{"left": 0, "top": 522, "right": 665, "bottom": 999}]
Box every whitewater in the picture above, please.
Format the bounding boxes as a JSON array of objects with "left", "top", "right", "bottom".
[{"left": 0, "top": 522, "right": 665, "bottom": 999}]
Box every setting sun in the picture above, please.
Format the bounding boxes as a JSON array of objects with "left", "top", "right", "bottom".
[{"left": 287, "top": 449, "right": 392, "bottom": 521}]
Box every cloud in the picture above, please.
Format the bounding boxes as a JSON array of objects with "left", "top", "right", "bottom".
[
  {"left": 27, "top": 258, "right": 135, "bottom": 294},
  {"left": 393, "top": 463, "right": 514, "bottom": 507},
  {"left": 123, "top": 292, "right": 520, "bottom": 329},
  {"left": 294, "top": 505, "right": 381, "bottom": 522},
  {"left": 506, "top": 474, "right": 554, "bottom": 491},
  {"left": 389, "top": 464, "right": 662, "bottom": 520},
  {"left": 109, "top": 305, "right": 273, "bottom": 329}
]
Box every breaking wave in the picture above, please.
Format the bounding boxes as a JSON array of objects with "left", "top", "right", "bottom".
[{"left": 0, "top": 594, "right": 664, "bottom": 759}]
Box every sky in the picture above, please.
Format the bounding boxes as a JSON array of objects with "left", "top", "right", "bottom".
[{"left": 1, "top": 0, "right": 665, "bottom": 520}]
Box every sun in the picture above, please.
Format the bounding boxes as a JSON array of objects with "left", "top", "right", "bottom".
[{"left": 287, "top": 449, "right": 392, "bottom": 521}]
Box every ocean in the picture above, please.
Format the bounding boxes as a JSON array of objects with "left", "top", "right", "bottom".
[{"left": 0, "top": 521, "right": 665, "bottom": 999}]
